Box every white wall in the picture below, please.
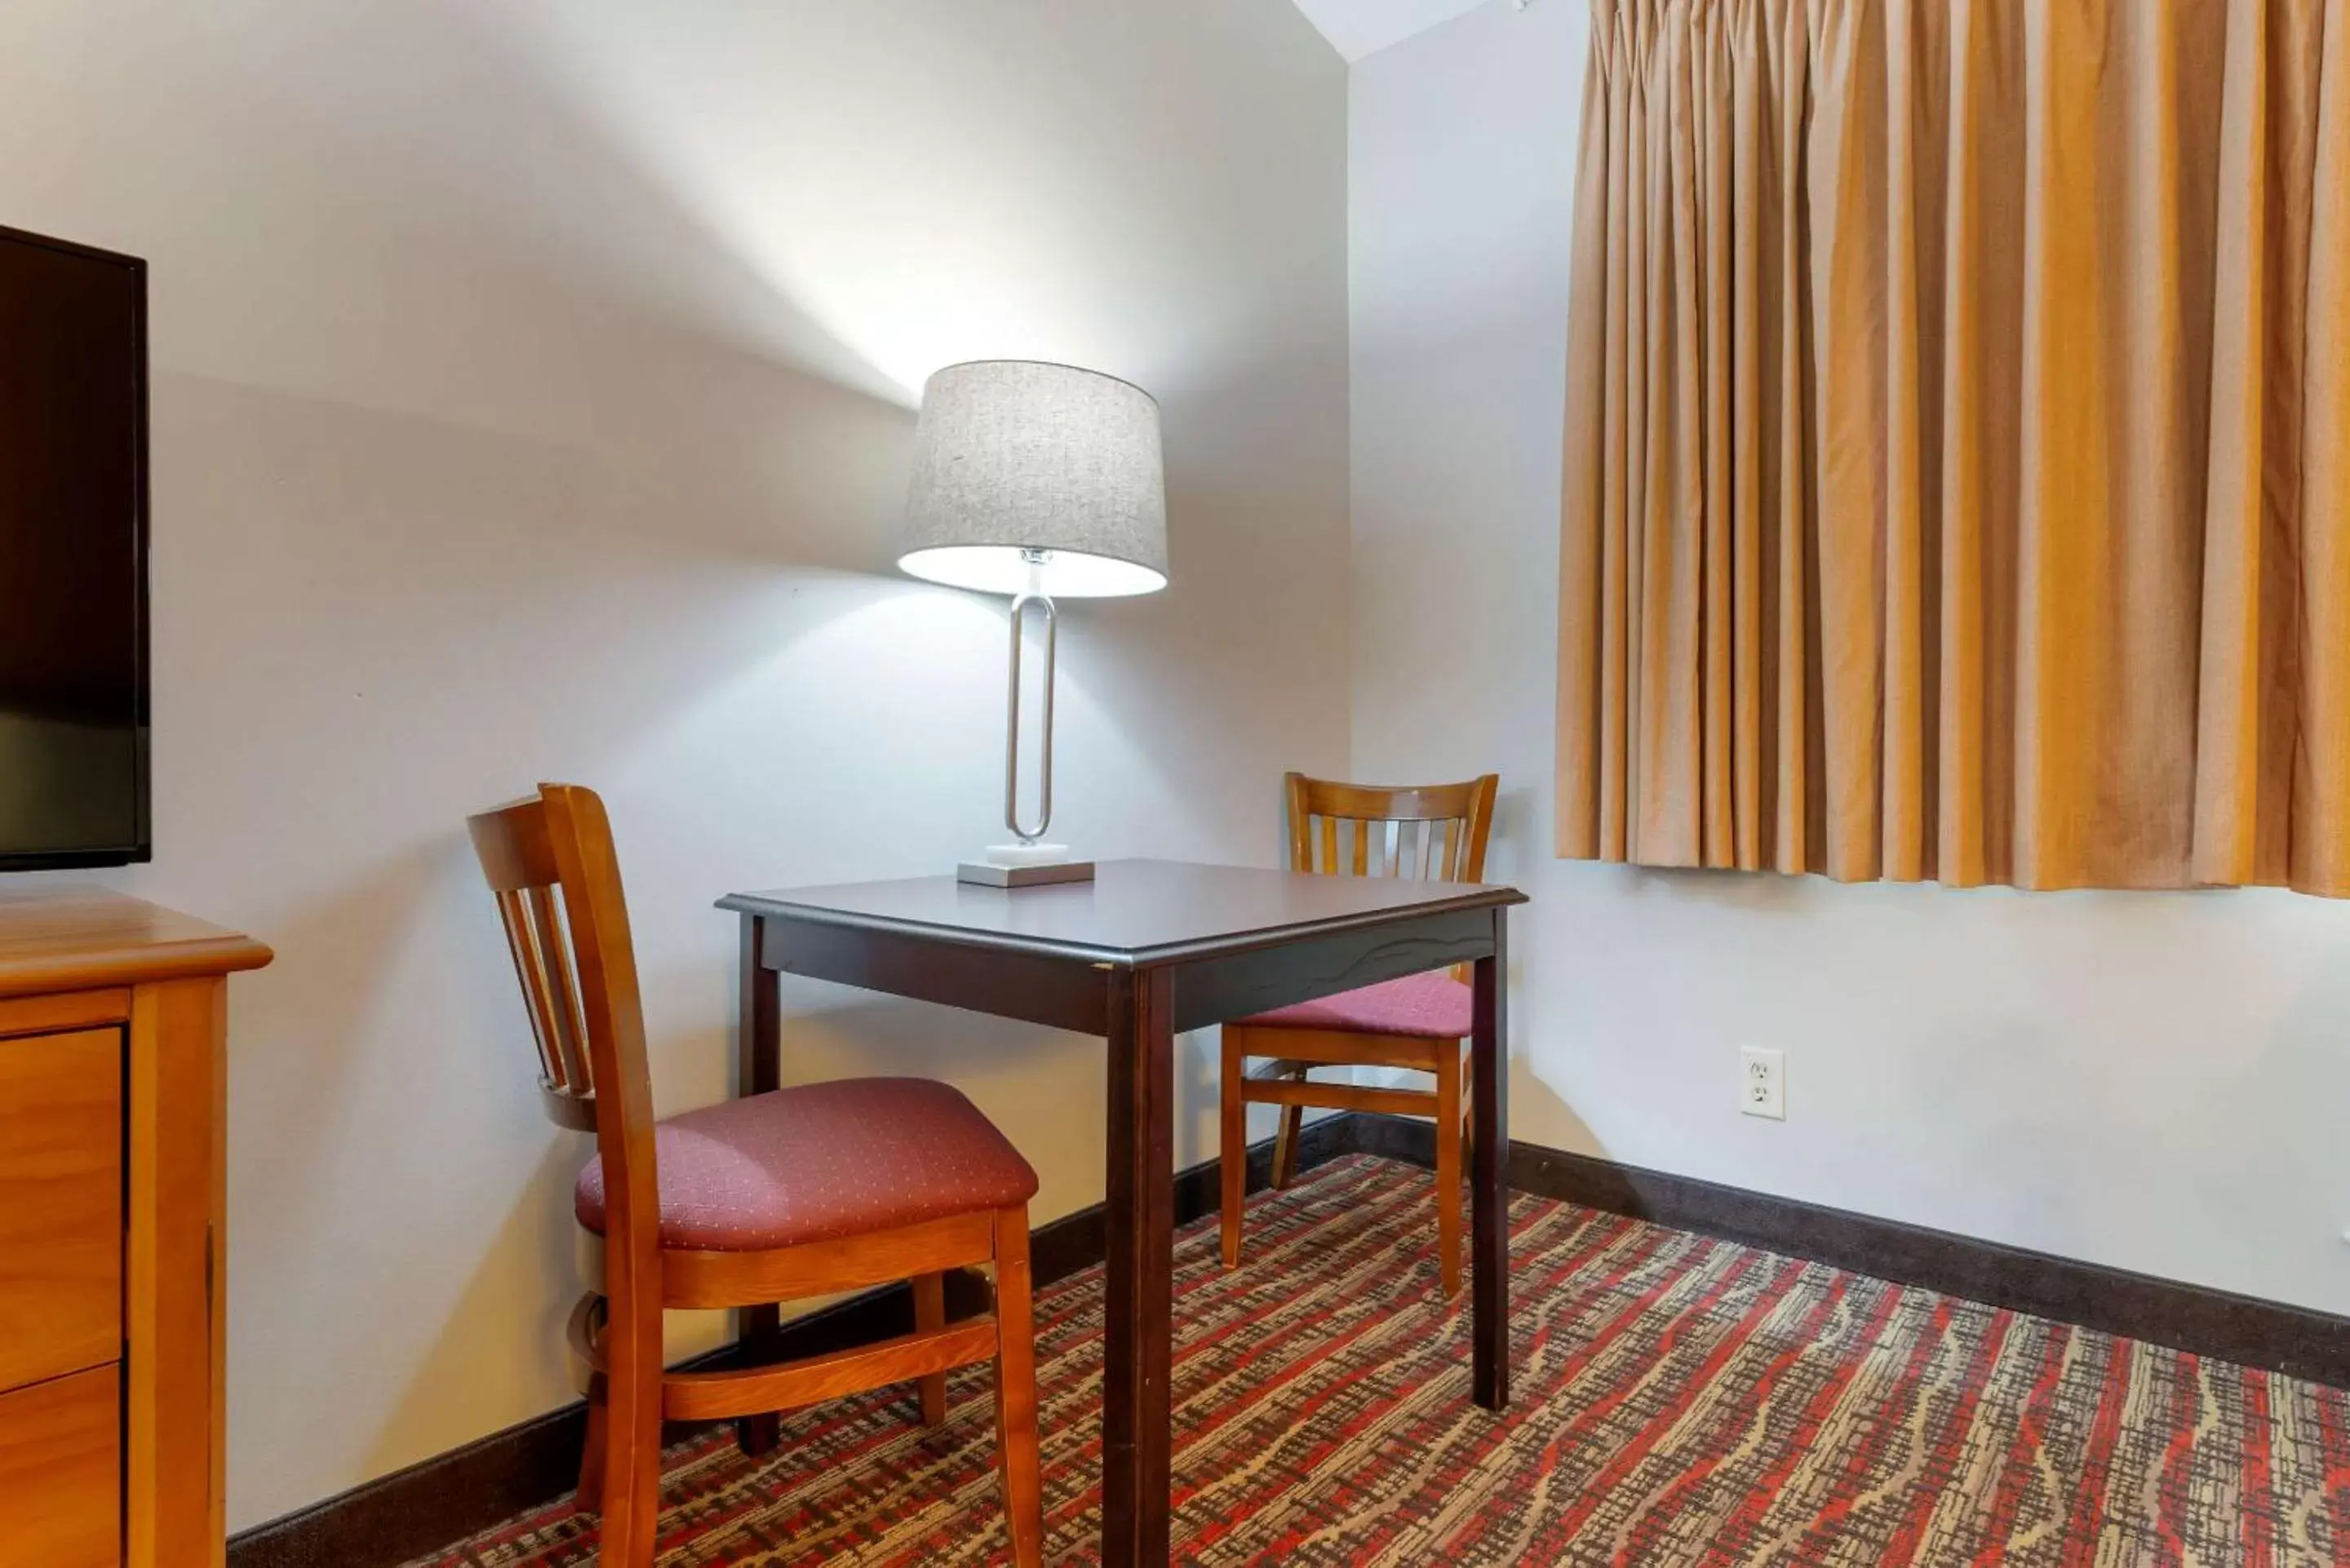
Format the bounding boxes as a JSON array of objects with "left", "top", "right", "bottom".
[
  {"left": 0, "top": 0, "right": 1350, "bottom": 1529},
  {"left": 1350, "top": 0, "right": 2350, "bottom": 1319}
]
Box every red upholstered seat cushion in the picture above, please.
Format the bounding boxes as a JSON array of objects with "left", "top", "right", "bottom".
[
  {"left": 1237, "top": 970, "right": 1473, "bottom": 1039},
  {"left": 574, "top": 1077, "right": 1038, "bottom": 1251}
]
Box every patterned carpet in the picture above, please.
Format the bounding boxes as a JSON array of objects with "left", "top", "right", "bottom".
[{"left": 415, "top": 1155, "right": 2350, "bottom": 1566}]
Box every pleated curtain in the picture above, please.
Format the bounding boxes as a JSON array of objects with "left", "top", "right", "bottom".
[{"left": 1554, "top": 0, "right": 2350, "bottom": 892}]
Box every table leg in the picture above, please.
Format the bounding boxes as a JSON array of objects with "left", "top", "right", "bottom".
[
  {"left": 1471, "top": 910, "right": 1510, "bottom": 1411},
  {"left": 1102, "top": 966, "right": 1175, "bottom": 1566},
  {"left": 736, "top": 912, "right": 783, "bottom": 1456}
]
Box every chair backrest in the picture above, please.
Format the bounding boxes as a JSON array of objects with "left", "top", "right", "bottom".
[
  {"left": 1284, "top": 771, "right": 1500, "bottom": 883},
  {"left": 467, "top": 785, "right": 659, "bottom": 1260}
]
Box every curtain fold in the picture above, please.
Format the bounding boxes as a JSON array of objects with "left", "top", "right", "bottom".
[{"left": 1557, "top": 0, "right": 2350, "bottom": 893}]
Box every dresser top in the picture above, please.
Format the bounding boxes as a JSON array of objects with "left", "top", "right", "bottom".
[{"left": 0, "top": 886, "right": 272, "bottom": 996}]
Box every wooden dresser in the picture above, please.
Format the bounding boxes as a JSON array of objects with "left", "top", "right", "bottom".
[{"left": 0, "top": 890, "right": 271, "bottom": 1568}]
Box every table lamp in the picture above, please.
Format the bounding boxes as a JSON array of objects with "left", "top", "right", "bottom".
[{"left": 898, "top": 361, "right": 1168, "bottom": 888}]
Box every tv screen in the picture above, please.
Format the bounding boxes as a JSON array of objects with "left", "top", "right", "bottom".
[{"left": 0, "top": 224, "right": 148, "bottom": 869}]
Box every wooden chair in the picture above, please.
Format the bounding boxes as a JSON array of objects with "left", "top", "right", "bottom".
[
  {"left": 1220, "top": 771, "right": 1499, "bottom": 1297},
  {"left": 468, "top": 783, "right": 1044, "bottom": 1568}
]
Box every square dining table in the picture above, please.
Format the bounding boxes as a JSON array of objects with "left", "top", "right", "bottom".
[{"left": 718, "top": 857, "right": 1527, "bottom": 1566}]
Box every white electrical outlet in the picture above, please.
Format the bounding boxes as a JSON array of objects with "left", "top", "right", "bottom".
[{"left": 1740, "top": 1047, "right": 1785, "bottom": 1120}]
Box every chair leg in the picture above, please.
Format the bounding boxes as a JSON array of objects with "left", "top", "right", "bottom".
[
  {"left": 575, "top": 1375, "right": 608, "bottom": 1513},
  {"left": 599, "top": 1289, "right": 663, "bottom": 1567},
  {"left": 737, "top": 1304, "right": 780, "bottom": 1456},
  {"left": 1435, "top": 1047, "right": 1463, "bottom": 1299},
  {"left": 738, "top": 1410, "right": 780, "bottom": 1458},
  {"left": 914, "top": 1271, "right": 949, "bottom": 1426},
  {"left": 991, "top": 1205, "right": 1044, "bottom": 1568},
  {"left": 1221, "top": 1032, "right": 1247, "bottom": 1270},
  {"left": 1272, "top": 1099, "right": 1306, "bottom": 1189},
  {"left": 1461, "top": 1045, "right": 1474, "bottom": 1171}
]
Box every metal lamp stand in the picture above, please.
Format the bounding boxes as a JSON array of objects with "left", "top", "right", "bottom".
[{"left": 958, "top": 551, "right": 1095, "bottom": 888}]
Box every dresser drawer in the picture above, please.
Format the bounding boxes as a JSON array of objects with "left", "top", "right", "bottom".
[
  {"left": 0, "top": 1028, "right": 122, "bottom": 1392},
  {"left": 0, "top": 1363, "right": 121, "bottom": 1567}
]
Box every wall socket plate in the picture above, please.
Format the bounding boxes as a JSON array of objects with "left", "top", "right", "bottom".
[{"left": 1740, "top": 1046, "right": 1785, "bottom": 1120}]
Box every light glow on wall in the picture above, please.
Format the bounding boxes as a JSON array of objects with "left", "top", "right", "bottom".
[{"left": 493, "top": 2, "right": 1239, "bottom": 405}]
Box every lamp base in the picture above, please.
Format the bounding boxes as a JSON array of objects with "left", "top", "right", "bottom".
[{"left": 956, "top": 843, "right": 1096, "bottom": 888}]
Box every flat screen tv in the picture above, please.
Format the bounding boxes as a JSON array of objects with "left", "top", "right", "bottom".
[{"left": 0, "top": 224, "right": 149, "bottom": 870}]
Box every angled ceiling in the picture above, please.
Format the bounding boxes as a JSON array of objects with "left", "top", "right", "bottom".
[{"left": 1288, "top": 0, "right": 1496, "bottom": 62}]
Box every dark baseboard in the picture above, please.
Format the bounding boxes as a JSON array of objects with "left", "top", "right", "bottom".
[
  {"left": 234, "top": 1108, "right": 2350, "bottom": 1568},
  {"left": 221, "top": 1287, "right": 906, "bottom": 1568},
  {"left": 1353, "top": 1111, "right": 2350, "bottom": 1390},
  {"left": 226, "top": 1114, "right": 1354, "bottom": 1568}
]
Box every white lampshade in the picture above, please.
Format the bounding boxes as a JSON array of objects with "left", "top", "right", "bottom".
[{"left": 898, "top": 361, "right": 1169, "bottom": 598}]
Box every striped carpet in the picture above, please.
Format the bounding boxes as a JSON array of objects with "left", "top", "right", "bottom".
[{"left": 415, "top": 1154, "right": 2350, "bottom": 1566}]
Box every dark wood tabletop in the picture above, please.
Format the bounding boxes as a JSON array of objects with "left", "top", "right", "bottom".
[
  {"left": 722, "top": 857, "right": 1526, "bottom": 1566},
  {"left": 719, "top": 857, "right": 1524, "bottom": 964}
]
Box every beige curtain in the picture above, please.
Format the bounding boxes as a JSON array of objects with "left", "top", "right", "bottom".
[{"left": 1555, "top": 0, "right": 2350, "bottom": 892}]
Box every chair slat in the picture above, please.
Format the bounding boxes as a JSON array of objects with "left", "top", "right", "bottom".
[
  {"left": 1350, "top": 817, "right": 1368, "bottom": 875},
  {"left": 1415, "top": 819, "right": 1434, "bottom": 879},
  {"left": 1442, "top": 818, "right": 1462, "bottom": 880},
  {"left": 1459, "top": 777, "right": 1499, "bottom": 880},
  {"left": 1318, "top": 814, "right": 1337, "bottom": 875},
  {"left": 494, "top": 889, "right": 565, "bottom": 1090},
  {"left": 523, "top": 894, "right": 577, "bottom": 1092},
  {"left": 1284, "top": 774, "right": 1315, "bottom": 872},
  {"left": 528, "top": 885, "right": 595, "bottom": 1094}
]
